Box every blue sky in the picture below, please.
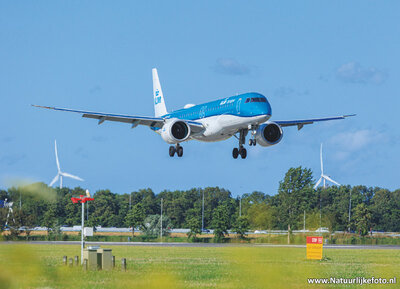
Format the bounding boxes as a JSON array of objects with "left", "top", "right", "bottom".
[{"left": 1, "top": 1, "right": 399, "bottom": 197}]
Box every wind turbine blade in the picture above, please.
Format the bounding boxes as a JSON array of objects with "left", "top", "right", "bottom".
[
  {"left": 61, "top": 172, "right": 84, "bottom": 181},
  {"left": 49, "top": 174, "right": 59, "bottom": 186},
  {"left": 323, "top": 175, "right": 340, "bottom": 186},
  {"left": 55, "top": 140, "right": 61, "bottom": 172},
  {"left": 320, "top": 143, "right": 324, "bottom": 175},
  {"left": 314, "top": 177, "right": 322, "bottom": 189}
]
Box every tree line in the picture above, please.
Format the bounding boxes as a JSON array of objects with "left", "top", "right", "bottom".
[{"left": 1, "top": 167, "right": 399, "bottom": 239}]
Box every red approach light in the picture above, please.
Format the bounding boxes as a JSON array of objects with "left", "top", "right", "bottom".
[{"left": 71, "top": 195, "right": 94, "bottom": 204}]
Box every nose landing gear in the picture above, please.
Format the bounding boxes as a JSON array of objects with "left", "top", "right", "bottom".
[
  {"left": 249, "top": 126, "right": 257, "bottom": 146},
  {"left": 249, "top": 139, "right": 256, "bottom": 146}
]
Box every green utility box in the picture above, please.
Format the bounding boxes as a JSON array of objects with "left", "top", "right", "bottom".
[
  {"left": 83, "top": 247, "right": 99, "bottom": 270},
  {"left": 97, "top": 248, "right": 113, "bottom": 270}
]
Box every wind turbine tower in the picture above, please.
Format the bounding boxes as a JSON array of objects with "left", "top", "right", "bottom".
[
  {"left": 314, "top": 143, "right": 340, "bottom": 189},
  {"left": 49, "top": 140, "right": 84, "bottom": 189}
]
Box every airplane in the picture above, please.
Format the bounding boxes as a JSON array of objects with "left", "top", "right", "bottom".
[{"left": 33, "top": 68, "right": 355, "bottom": 159}]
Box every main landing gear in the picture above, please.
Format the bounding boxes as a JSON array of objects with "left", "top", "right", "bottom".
[
  {"left": 232, "top": 129, "right": 248, "bottom": 159},
  {"left": 169, "top": 144, "right": 183, "bottom": 157},
  {"left": 232, "top": 127, "right": 257, "bottom": 159},
  {"left": 232, "top": 147, "right": 247, "bottom": 159}
]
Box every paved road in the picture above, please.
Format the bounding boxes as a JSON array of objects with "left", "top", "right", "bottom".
[{"left": 1, "top": 241, "right": 400, "bottom": 250}]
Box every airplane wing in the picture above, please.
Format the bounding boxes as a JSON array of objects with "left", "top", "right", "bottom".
[
  {"left": 32, "top": 105, "right": 205, "bottom": 133},
  {"left": 274, "top": 114, "right": 356, "bottom": 130}
]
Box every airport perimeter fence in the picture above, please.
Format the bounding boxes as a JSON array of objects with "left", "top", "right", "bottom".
[{"left": 2, "top": 230, "right": 400, "bottom": 245}]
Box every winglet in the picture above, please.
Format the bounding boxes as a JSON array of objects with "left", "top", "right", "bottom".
[{"left": 343, "top": 114, "right": 356, "bottom": 118}]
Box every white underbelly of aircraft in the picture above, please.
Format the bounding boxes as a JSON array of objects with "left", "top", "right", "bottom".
[{"left": 192, "top": 114, "right": 269, "bottom": 143}]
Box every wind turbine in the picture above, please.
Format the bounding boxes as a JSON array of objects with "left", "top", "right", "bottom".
[
  {"left": 49, "top": 140, "right": 84, "bottom": 189},
  {"left": 314, "top": 143, "right": 340, "bottom": 189}
]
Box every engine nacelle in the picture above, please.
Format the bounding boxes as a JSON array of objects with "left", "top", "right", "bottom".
[
  {"left": 161, "top": 119, "right": 191, "bottom": 144},
  {"left": 255, "top": 122, "right": 283, "bottom": 147}
]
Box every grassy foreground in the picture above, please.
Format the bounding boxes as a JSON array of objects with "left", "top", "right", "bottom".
[{"left": 0, "top": 244, "right": 398, "bottom": 289}]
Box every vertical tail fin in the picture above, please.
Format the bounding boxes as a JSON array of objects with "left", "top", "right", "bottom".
[{"left": 152, "top": 68, "right": 168, "bottom": 117}]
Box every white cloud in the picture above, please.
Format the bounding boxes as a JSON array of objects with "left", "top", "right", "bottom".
[
  {"left": 336, "top": 62, "right": 387, "bottom": 85},
  {"left": 328, "top": 129, "right": 386, "bottom": 161},
  {"left": 213, "top": 58, "right": 251, "bottom": 75},
  {"left": 273, "top": 86, "right": 309, "bottom": 98}
]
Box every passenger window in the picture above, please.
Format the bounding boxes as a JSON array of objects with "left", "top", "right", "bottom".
[{"left": 245, "top": 98, "right": 250, "bottom": 103}]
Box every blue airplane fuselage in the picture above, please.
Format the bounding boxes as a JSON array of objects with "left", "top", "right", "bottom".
[{"left": 163, "top": 92, "right": 272, "bottom": 121}]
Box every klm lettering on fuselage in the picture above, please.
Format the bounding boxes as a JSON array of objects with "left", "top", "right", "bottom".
[{"left": 220, "top": 98, "right": 234, "bottom": 105}]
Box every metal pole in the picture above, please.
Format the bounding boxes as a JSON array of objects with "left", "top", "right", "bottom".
[
  {"left": 319, "top": 193, "right": 322, "bottom": 229},
  {"left": 129, "top": 193, "right": 132, "bottom": 211},
  {"left": 348, "top": 190, "right": 352, "bottom": 232},
  {"left": 87, "top": 202, "right": 89, "bottom": 221},
  {"left": 81, "top": 201, "right": 84, "bottom": 265},
  {"left": 239, "top": 197, "right": 242, "bottom": 217},
  {"left": 160, "top": 198, "right": 163, "bottom": 241},
  {"left": 201, "top": 190, "right": 204, "bottom": 231},
  {"left": 121, "top": 258, "right": 126, "bottom": 271},
  {"left": 303, "top": 210, "right": 306, "bottom": 231}
]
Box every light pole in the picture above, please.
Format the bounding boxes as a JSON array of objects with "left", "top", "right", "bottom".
[
  {"left": 239, "top": 197, "right": 242, "bottom": 217},
  {"left": 160, "top": 198, "right": 163, "bottom": 241},
  {"left": 201, "top": 190, "right": 204, "bottom": 231},
  {"left": 71, "top": 191, "right": 94, "bottom": 265},
  {"left": 319, "top": 192, "right": 322, "bottom": 229},
  {"left": 81, "top": 200, "right": 84, "bottom": 263},
  {"left": 348, "top": 190, "right": 352, "bottom": 232}
]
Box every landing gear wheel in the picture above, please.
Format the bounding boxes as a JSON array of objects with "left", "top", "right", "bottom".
[
  {"left": 239, "top": 147, "right": 247, "bottom": 159},
  {"left": 169, "top": 146, "right": 176, "bottom": 157},
  {"left": 232, "top": 148, "right": 239, "bottom": 159},
  {"left": 249, "top": 139, "right": 257, "bottom": 146},
  {"left": 177, "top": 146, "right": 183, "bottom": 157}
]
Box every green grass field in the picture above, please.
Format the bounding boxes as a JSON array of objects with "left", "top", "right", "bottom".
[{"left": 0, "top": 244, "right": 398, "bottom": 289}]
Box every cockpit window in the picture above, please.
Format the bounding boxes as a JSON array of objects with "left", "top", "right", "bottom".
[{"left": 245, "top": 97, "right": 267, "bottom": 103}]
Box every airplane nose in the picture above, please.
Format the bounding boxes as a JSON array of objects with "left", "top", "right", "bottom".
[{"left": 263, "top": 102, "right": 272, "bottom": 116}]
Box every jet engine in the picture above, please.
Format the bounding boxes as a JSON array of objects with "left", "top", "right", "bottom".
[
  {"left": 161, "top": 119, "right": 191, "bottom": 144},
  {"left": 255, "top": 121, "right": 283, "bottom": 147}
]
